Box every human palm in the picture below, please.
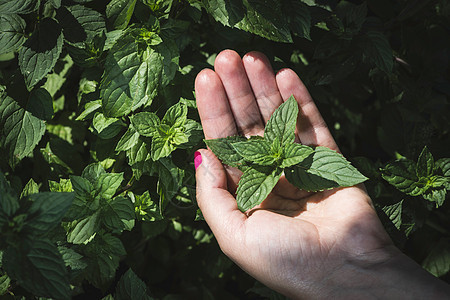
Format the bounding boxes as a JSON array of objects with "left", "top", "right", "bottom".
[{"left": 194, "top": 50, "right": 393, "bottom": 298}]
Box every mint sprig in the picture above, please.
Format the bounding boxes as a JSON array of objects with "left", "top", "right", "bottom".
[{"left": 205, "top": 95, "right": 368, "bottom": 212}]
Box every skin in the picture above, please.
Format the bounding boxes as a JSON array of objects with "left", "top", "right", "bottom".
[{"left": 194, "top": 50, "right": 450, "bottom": 299}]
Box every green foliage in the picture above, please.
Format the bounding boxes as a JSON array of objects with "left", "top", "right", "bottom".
[
  {"left": 207, "top": 96, "right": 367, "bottom": 211},
  {"left": 0, "top": 0, "right": 449, "bottom": 298}
]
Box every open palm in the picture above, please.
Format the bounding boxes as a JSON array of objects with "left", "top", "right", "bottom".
[{"left": 194, "top": 50, "right": 393, "bottom": 298}]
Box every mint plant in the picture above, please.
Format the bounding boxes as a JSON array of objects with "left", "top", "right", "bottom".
[{"left": 206, "top": 96, "right": 368, "bottom": 211}]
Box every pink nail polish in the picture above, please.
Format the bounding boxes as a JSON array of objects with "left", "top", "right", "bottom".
[{"left": 194, "top": 151, "right": 202, "bottom": 170}]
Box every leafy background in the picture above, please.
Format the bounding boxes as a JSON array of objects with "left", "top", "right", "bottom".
[{"left": 0, "top": 0, "right": 449, "bottom": 298}]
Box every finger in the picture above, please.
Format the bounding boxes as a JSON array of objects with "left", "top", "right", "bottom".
[
  {"left": 276, "top": 68, "right": 340, "bottom": 151},
  {"left": 214, "top": 50, "right": 265, "bottom": 137},
  {"left": 195, "top": 149, "right": 246, "bottom": 251},
  {"left": 195, "top": 68, "right": 238, "bottom": 139},
  {"left": 242, "top": 51, "right": 284, "bottom": 123}
]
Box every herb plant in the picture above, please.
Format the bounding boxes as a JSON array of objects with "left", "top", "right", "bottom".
[
  {"left": 0, "top": 0, "right": 449, "bottom": 298},
  {"left": 206, "top": 95, "right": 367, "bottom": 211}
]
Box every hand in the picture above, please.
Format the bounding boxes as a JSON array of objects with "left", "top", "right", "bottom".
[{"left": 194, "top": 50, "right": 449, "bottom": 299}]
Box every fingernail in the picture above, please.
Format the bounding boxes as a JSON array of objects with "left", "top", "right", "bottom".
[{"left": 194, "top": 151, "right": 202, "bottom": 170}]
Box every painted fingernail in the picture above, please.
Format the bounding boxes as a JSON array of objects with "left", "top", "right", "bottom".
[{"left": 194, "top": 151, "right": 202, "bottom": 170}]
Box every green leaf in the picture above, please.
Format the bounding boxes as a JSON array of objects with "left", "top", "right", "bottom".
[
  {"left": 92, "top": 112, "right": 125, "bottom": 139},
  {"left": 0, "top": 0, "right": 38, "bottom": 14},
  {"left": 131, "top": 112, "right": 160, "bottom": 137},
  {"left": 436, "top": 158, "right": 450, "bottom": 177},
  {"left": 129, "top": 49, "right": 163, "bottom": 110},
  {"left": 133, "top": 191, "right": 163, "bottom": 222},
  {"left": 82, "top": 163, "right": 106, "bottom": 183},
  {"left": 286, "top": 147, "right": 367, "bottom": 191},
  {"left": 422, "top": 238, "right": 450, "bottom": 277},
  {"left": 0, "top": 171, "right": 19, "bottom": 219},
  {"left": 106, "top": 0, "right": 137, "bottom": 30},
  {"left": 23, "top": 192, "right": 74, "bottom": 235},
  {"left": 18, "top": 18, "right": 64, "bottom": 89},
  {"left": 416, "top": 146, "right": 434, "bottom": 178},
  {"left": 264, "top": 95, "right": 298, "bottom": 145},
  {"left": 70, "top": 175, "right": 93, "bottom": 201},
  {"left": 116, "top": 126, "right": 140, "bottom": 152},
  {"left": 126, "top": 136, "right": 152, "bottom": 180},
  {"left": 281, "top": 143, "right": 314, "bottom": 168},
  {"left": 58, "top": 246, "right": 88, "bottom": 270},
  {"left": 0, "top": 14, "right": 26, "bottom": 55},
  {"left": 423, "top": 189, "right": 447, "bottom": 208},
  {"left": 28, "top": 88, "right": 54, "bottom": 121},
  {"left": 205, "top": 135, "right": 247, "bottom": 168},
  {"left": 382, "top": 200, "right": 403, "bottom": 230},
  {"left": 76, "top": 100, "right": 102, "bottom": 121},
  {"left": 67, "top": 211, "right": 100, "bottom": 244},
  {"left": 152, "top": 158, "right": 184, "bottom": 204},
  {"left": 83, "top": 233, "right": 126, "bottom": 289},
  {"left": 0, "top": 93, "right": 46, "bottom": 166},
  {"left": 0, "top": 274, "right": 10, "bottom": 296},
  {"left": 162, "top": 102, "right": 188, "bottom": 127},
  {"left": 205, "top": 0, "right": 292, "bottom": 43},
  {"left": 232, "top": 139, "right": 276, "bottom": 165},
  {"left": 154, "top": 39, "right": 179, "bottom": 87},
  {"left": 49, "top": 178, "right": 73, "bottom": 193},
  {"left": 3, "top": 239, "right": 70, "bottom": 299},
  {"left": 20, "top": 178, "right": 39, "bottom": 198},
  {"left": 236, "top": 166, "right": 282, "bottom": 212},
  {"left": 284, "top": 1, "right": 311, "bottom": 40},
  {"left": 94, "top": 172, "right": 124, "bottom": 200},
  {"left": 151, "top": 134, "right": 175, "bottom": 161},
  {"left": 362, "top": 31, "right": 393, "bottom": 73},
  {"left": 57, "top": 5, "right": 106, "bottom": 47},
  {"left": 102, "top": 196, "right": 135, "bottom": 232},
  {"left": 381, "top": 159, "right": 423, "bottom": 196},
  {"left": 115, "top": 269, "right": 152, "bottom": 300}
]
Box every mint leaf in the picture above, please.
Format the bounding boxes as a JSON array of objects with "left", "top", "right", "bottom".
[
  {"left": 362, "top": 31, "right": 393, "bottom": 73},
  {"left": 423, "top": 189, "right": 447, "bottom": 208},
  {"left": 416, "top": 146, "right": 434, "bottom": 178},
  {"left": 436, "top": 158, "right": 450, "bottom": 177},
  {"left": 3, "top": 239, "right": 70, "bottom": 299},
  {"left": 67, "top": 211, "right": 100, "bottom": 244},
  {"left": 94, "top": 172, "right": 123, "bottom": 200},
  {"left": 0, "top": 93, "right": 46, "bottom": 167},
  {"left": 381, "top": 159, "right": 423, "bottom": 196},
  {"left": 288, "top": 147, "right": 368, "bottom": 188},
  {"left": 115, "top": 269, "right": 153, "bottom": 300},
  {"left": 236, "top": 166, "right": 282, "bottom": 212},
  {"left": 422, "top": 238, "right": 450, "bottom": 277},
  {"left": 92, "top": 112, "right": 125, "bottom": 139},
  {"left": 264, "top": 95, "right": 298, "bottom": 145},
  {"left": 106, "top": 0, "right": 137, "bottom": 30},
  {"left": 205, "top": 136, "right": 247, "bottom": 168},
  {"left": 131, "top": 112, "right": 160, "bottom": 137},
  {"left": 151, "top": 134, "right": 175, "bottom": 161},
  {"left": 0, "top": 274, "right": 10, "bottom": 296},
  {"left": 116, "top": 126, "right": 140, "bottom": 152},
  {"left": 28, "top": 88, "right": 54, "bottom": 121},
  {"left": 102, "top": 196, "right": 135, "bottom": 232},
  {"left": 280, "top": 143, "right": 314, "bottom": 168},
  {"left": 0, "top": 0, "right": 38, "bottom": 14},
  {"left": 285, "top": 165, "right": 339, "bottom": 192},
  {"left": 18, "top": 18, "right": 63, "bottom": 89},
  {"left": 382, "top": 200, "right": 403, "bottom": 230},
  {"left": 20, "top": 178, "right": 39, "bottom": 198},
  {"left": 232, "top": 139, "right": 276, "bottom": 166},
  {"left": 23, "top": 192, "right": 73, "bottom": 236},
  {"left": 0, "top": 14, "right": 26, "bottom": 55},
  {"left": 162, "top": 102, "right": 187, "bottom": 128},
  {"left": 0, "top": 172, "right": 19, "bottom": 225}
]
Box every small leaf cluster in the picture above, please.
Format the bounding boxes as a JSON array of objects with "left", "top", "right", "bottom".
[{"left": 206, "top": 96, "right": 367, "bottom": 211}]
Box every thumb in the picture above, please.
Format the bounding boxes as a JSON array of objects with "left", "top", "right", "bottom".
[{"left": 195, "top": 149, "right": 246, "bottom": 248}]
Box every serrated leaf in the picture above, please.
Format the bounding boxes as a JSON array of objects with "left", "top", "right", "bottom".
[
  {"left": 129, "top": 49, "right": 163, "bottom": 110},
  {"left": 286, "top": 147, "right": 367, "bottom": 191},
  {"left": 126, "top": 136, "right": 152, "bottom": 180},
  {"left": 382, "top": 200, "right": 403, "bottom": 230},
  {"left": 205, "top": 136, "right": 247, "bottom": 168},
  {"left": 106, "top": 0, "right": 137, "bottom": 30},
  {"left": 151, "top": 134, "right": 175, "bottom": 161},
  {"left": 0, "top": 14, "right": 26, "bottom": 55},
  {"left": 70, "top": 176, "right": 93, "bottom": 201},
  {"left": 381, "top": 159, "right": 423, "bottom": 196},
  {"left": 84, "top": 234, "right": 126, "bottom": 289},
  {"left": 23, "top": 192, "right": 74, "bottom": 235},
  {"left": 423, "top": 189, "right": 447, "bottom": 208},
  {"left": 115, "top": 269, "right": 152, "bottom": 300},
  {"left": 0, "top": 172, "right": 19, "bottom": 220},
  {"left": 57, "top": 5, "right": 106, "bottom": 48},
  {"left": 281, "top": 143, "right": 314, "bottom": 168},
  {"left": 116, "top": 126, "right": 140, "bottom": 152},
  {"left": 133, "top": 191, "right": 162, "bottom": 222},
  {"left": 436, "top": 158, "right": 450, "bottom": 177},
  {"left": 76, "top": 100, "right": 102, "bottom": 121},
  {"left": 153, "top": 158, "right": 184, "bottom": 204},
  {"left": 94, "top": 172, "right": 124, "bottom": 200},
  {"left": 264, "top": 95, "right": 298, "bottom": 145},
  {"left": 102, "top": 196, "right": 135, "bottom": 232},
  {"left": 154, "top": 39, "right": 179, "bottom": 87},
  {"left": 162, "top": 102, "right": 187, "bottom": 127},
  {"left": 58, "top": 246, "right": 87, "bottom": 270},
  {"left": 416, "top": 146, "right": 434, "bottom": 178},
  {"left": 48, "top": 178, "right": 73, "bottom": 192},
  {"left": 3, "top": 239, "right": 70, "bottom": 299},
  {"left": 28, "top": 88, "right": 54, "bottom": 121},
  {"left": 20, "top": 178, "right": 39, "bottom": 198},
  {"left": 236, "top": 166, "right": 282, "bottom": 212},
  {"left": 362, "top": 31, "right": 393, "bottom": 73},
  {"left": 131, "top": 112, "right": 160, "bottom": 137},
  {"left": 0, "top": 274, "right": 10, "bottom": 296},
  {"left": 422, "top": 238, "right": 450, "bottom": 277},
  {"left": 232, "top": 139, "right": 276, "bottom": 165},
  {"left": 284, "top": 1, "right": 311, "bottom": 40},
  {"left": 92, "top": 112, "right": 125, "bottom": 139},
  {"left": 0, "top": 94, "right": 46, "bottom": 166},
  {"left": 82, "top": 163, "right": 106, "bottom": 184},
  {"left": 18, "top": 18, "right": 64, "bottom": 89},
  {"left": 0, "top": 0, "right": 38, "bottom": 14},
  {"left": 67, "top": 211, "right": 100, "bottom": 244}
]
